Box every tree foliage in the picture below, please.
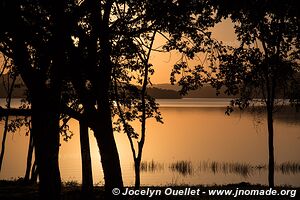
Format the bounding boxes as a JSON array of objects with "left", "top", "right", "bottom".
[{"left": 211, "top": 0, "right": 300, "bottom": 110}]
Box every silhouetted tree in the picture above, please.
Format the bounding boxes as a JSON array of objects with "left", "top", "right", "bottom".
[
  {"left": 0, "top": 1, "right": 67, "bottom": 198},
  {"left": 113, "top": 30, "right": 162, "bottom": 188},
  {"left": 212, "top": 0, "right": 299, "bottom": 187},
  {"left": 111, "top": 0, "right": 218, "bottom": 188},
  {"left": 66, "top": 0, "right": 217, "bottom": 193},
  {"left": 173, "top": 0, "right": 300, "bottom": 187}
]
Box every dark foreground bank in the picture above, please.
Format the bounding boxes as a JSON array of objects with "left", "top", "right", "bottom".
[{"left": 0, "top": 180, "right": 299, "bottom": 200}]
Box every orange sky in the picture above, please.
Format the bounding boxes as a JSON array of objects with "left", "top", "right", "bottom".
[{"left": 150, "top": 19, "right": 237, "bottom": 84}]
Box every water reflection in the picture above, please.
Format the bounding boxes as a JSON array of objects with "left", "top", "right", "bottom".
[{"left": 140, "top": 160, "right": 300, "bottom": 178}]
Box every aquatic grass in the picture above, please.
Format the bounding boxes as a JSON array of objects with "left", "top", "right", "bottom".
[
  {"left": 276, "top": 162, "right": 300, "bottom": 174},
  {"left": 138, "top": 160, "right": 300, "bottom": 178},
  {"left": 140, "top": 160, "right": 164, "bottom": 173},
  {"left": 224, "top": 162, "right": 253, "bottom": 178},
  {"left": 169, "top": 160, "right": 193, "bottom": 176},
  {"left": 198, "top": 161, "right": 254, "bottom": 178}
]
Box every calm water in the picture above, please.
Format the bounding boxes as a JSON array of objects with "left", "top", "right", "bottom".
[{"left": 0, "top": 98, "right": 300, "bottom": 186}]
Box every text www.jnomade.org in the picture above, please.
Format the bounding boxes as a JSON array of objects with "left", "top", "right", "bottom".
[{"left": 112, "top": 187, "right": 297, "bottom": 198}]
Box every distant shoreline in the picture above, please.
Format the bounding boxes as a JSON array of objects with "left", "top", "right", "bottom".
[{"left": 0, "top": 74, "right": 232, "bottom": 99}]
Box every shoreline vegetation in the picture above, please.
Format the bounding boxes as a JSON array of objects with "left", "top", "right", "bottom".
[{"left": 0, "top": 180, "right": 299, "bottom": 200}]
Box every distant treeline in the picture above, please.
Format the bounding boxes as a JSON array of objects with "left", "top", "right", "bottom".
[
  {"left": 0, "top": 76, "right": 226, "bottom": 99},
  {"left": 147, "top": 87, "right": 181, "bottom": 99},
  {"left": 1, "top": 74, "right": 299, "bottom": 99},
  {"left": 0, "top": 77, "right": 226, "bottom": 99},
  {"left": 152, "top": 83, "right": 237, "bottom": 98},
  {"left": 0, "top": 74, "right": 182, "bottom": 99},
  {"left": 0, "top": 74, "right": 26, "bottom": 98}
]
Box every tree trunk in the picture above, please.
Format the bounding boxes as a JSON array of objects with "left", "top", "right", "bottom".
[
  {"left": 266, "top": 103, "right": 275, "bottom": 188},
  {"left": 83, "top": 0, "right": 123, "bottom": 194},
  {"left": 31, "top": 91, "right": 61, "bottom": 200},
  {"left": 30, "top": 160, "right": 38, "bottom": 184},
  {"left": 134, "top": 159, "right": 141, "bottom": 189},
  {"left": 95, "top": 35, "right": 123, "bottom": 195},
  {"left": 0, "top": 116, "right": 9, "bottom": 172},
  {"left": 79, "top": 117, "right": 94, "bottom": 198},
  {"left": 24, "top": 131, "right": 34, "bottom": 183},
  {"left": 92, "top": 101, "right": 123, "bottom": 194}
]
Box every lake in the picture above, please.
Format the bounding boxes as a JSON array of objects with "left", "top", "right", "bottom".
[{"left": 0, "top": 98, "right": 300, "bottom": 186}]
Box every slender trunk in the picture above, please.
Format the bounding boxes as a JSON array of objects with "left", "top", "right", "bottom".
[
  {"left": 264, "top": 66, "right": 276, "bottom": 188},
  {"left": 0, "top": 115, "right": 9, "bottom": 171},
  {"left": 261, "top": 35, "right": 276, "bottom": 188},
  {"left": 79, "top": 117, "right": 94, "bottom": 198},
  {"left": 30, "top": 160, "right": 38, "bottom": 183},
  {"left": 24, "top": 131, "right": 34, "bottom": 183},
  {"left": 267, "top": 103, "right": 275, "bottom": 188},
  {"left": 265, "top": 74, "right": 275, "bottom": 189},
  {"left": 134, "top": 159, "right": 141, "bottom": 188},
  {"left": 114, "top": 82, "right": 138, "bottom": 189},
  {"left": 135, "top": 30, "right": 157, "bottom": 189},
  {"left": 31, "top": 91, "right": 61, "bottom": 200}
]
